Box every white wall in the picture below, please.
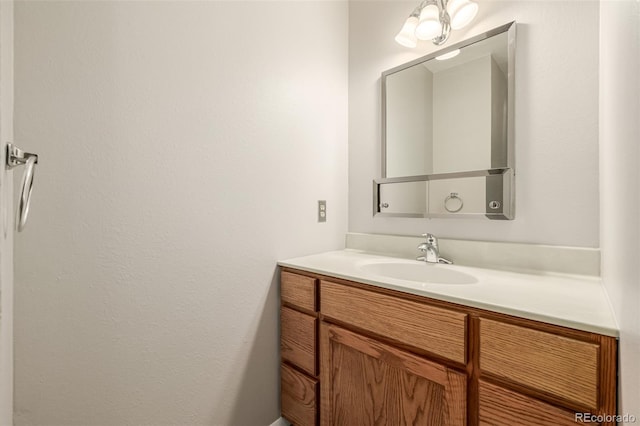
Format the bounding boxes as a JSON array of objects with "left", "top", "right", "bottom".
[
  {"left": 0, "top": 0, "right": 13, "bottom": 424},
  {"left": 599, "top": 0, "right": 640, "bottom": 421},
  {"left": 13, "top": 2, "right": 348, "bottom": 425},
  {"left": 349, "top": 1, "right": 600, "bottom": 247}
]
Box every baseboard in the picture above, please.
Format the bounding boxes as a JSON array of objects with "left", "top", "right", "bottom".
[{"left": 269, "top": 417, "right": 290, "bottom": 426}]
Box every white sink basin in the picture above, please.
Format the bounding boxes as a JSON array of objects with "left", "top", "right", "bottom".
[{"left": 360, "top": 260, "right": 478, "bottom": 285}]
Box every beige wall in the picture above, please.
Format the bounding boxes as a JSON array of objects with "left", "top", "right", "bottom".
[
  {"left": 13, "top": 2, "right": 348, "bottom": 425},
  {"left": 599, "top": 0, "right": 640, "bottom": 421}
]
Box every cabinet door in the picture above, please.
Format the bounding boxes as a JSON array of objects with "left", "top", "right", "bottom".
[{"left": 320, "top": 322, "right": 466, "bottom": 426}]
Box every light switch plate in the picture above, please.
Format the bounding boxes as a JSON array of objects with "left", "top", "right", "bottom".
[{"left": 318, "top": 200, "right": 326, "bottom": 222}]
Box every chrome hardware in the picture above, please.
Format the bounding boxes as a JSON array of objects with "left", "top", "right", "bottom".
[
  {"left": 6, "top": 143, "right": 39, "bottom": 231},
  {"left": 489, "top": 200, "right": 501, "bottom": 209},
  {"left": 417, "top": 233, "right": 453, "bottom": 264},
  {"left": 380, "top": 203, "right": 389, "bottom": 209},
  {"left": 417, "top": 233, "right": 439, "bottom": 263},
  {"left": 444, "top": 192, "right": 463, "bottom": 213},
  {"left": 7, "top": 143, "right": 38, "bottom": 169}
]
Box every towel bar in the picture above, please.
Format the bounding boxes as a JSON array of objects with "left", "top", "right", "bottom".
[{"left": 6, "top": 143, "right": 38, "bottom": 231}]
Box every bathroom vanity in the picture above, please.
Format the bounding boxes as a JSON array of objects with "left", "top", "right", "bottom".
[
  {"left": 277, "top": 17, "right": 620, "bottom": 426},
  {"left": 278, "top": 250, "right": 618, "bottom": 426}
]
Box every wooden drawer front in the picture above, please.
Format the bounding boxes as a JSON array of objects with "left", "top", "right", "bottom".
[
  {"left": 282, "top": 364, "right": 317, "bottom": 426},
  {"left": 479, "top": 380, "right": 580, "bottom": 425},
  {"left": 281, "top": 306, "right": 317, "bottom": 375},
  {"left": 321, "top": 280, "right": 467, "bottom": 364},
  {"left": 480, "top": 318, "right": 599, "bottom": 409},
  {"left": 282, "top": 271, "right": 316, "bottom": 312}
]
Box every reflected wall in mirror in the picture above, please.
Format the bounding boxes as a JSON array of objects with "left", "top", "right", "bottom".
[
  {"left": 385, "top": 31, "right": 509, "bottom": 177},
  {"left": 376, "top": 22, "right": 515, "bottom": 219}
]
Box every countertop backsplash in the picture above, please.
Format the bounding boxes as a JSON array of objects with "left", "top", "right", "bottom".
[{"left": 345, "top": 232, "right": 600, "bottom": 277}]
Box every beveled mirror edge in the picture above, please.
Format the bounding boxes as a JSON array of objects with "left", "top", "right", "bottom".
[
  {"left": 381, "top": 21, "right": 516, "bottom": 79},
  {"left": 506, "top": 22, "right": 517, "bottom": 219},
  {"left": 376, "top": 167, "right": 509, "bottom": 185}
]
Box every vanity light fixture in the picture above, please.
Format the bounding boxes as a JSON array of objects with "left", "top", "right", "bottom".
[{"left": 394, "top": 0, "right": 479, "bottom": 48}]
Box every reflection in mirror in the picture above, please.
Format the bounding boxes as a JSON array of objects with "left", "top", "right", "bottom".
[
  {"left": 377, "top": 181, "right": 428, "bottom": 217},
  {"left": 384, "top": 31, "right": 509, "bottom": 178}
]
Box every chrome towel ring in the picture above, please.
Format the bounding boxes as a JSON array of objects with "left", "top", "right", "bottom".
[
  {"left": 6, "top": 143, "right": 38, "bottom": 231},
  {"left": 444, "top": 192, "right": 463, "bottom": 213}
]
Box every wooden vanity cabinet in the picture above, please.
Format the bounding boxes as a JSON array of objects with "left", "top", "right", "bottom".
[{"left": 280, "top": 267, "right": 618, "bottom": 426}]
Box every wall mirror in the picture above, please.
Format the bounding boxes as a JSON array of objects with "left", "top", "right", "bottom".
[{"left": 375, "top": 22, "right": 515, "bottom": 219}]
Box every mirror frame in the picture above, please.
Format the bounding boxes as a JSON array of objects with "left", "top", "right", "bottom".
[{"left": 375, "top": 21, "right": 516, "bottom": 220}]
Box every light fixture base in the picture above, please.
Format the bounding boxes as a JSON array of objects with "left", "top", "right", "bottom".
[{"left": 432, "top": 20, "right": 451, "bottom": 45}]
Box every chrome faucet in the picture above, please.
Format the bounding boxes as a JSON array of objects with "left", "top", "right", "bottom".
[{"left": 417, "top": 233, "right": 453, "bottom": 264}]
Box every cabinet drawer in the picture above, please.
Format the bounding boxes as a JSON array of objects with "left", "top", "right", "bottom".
[
  {"left": 479, "top": 380, "right": 580, "bottom": 425},
  {"left": 281, "top": 306, "right": 316, "bottom": 375},
  {"left": 282, "top": 271, "right": 317, "bottom": 312},
  {"left": 479, "top": 318, "right": 599, "bottom": 409},
  {"left": 282, "top": 364, "right": 317, "bottom": 426},
  {"left": 320, "top": 280, "right": 467, "bottom": 364}
]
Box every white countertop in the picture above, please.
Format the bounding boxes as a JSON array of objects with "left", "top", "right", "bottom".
[{"left": 278, "top": 249, "right": 619, "bottom": 337}]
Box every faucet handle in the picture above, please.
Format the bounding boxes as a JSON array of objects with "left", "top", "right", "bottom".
[{"left": 421, "top": 233, "right": 436, "bottom": 244}]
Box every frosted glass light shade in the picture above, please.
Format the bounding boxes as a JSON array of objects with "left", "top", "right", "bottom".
[
  {"left": 395, "top": 16, "right": 419, "bottom": 48},
  {"left": 447, "top": 0, "right": 478, "bottom": 30},
  {"left": 415, "top": 4, "right": 442, "bottom": 40}
]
